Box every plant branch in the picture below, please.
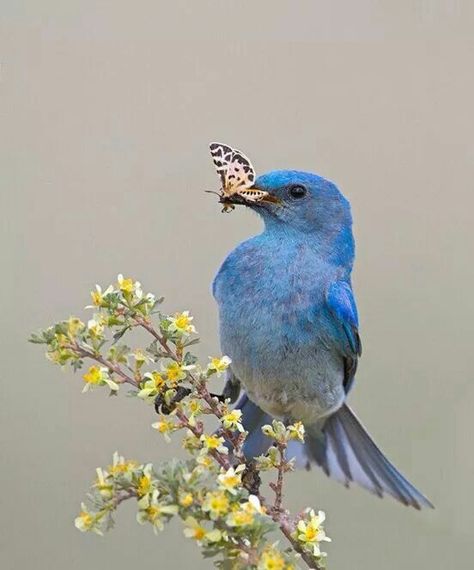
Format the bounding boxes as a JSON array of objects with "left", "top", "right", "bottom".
[{"left": 68, "top": 343, "right": 138, "bottom": 388}]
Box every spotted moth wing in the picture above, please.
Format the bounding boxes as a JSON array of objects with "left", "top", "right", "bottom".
[{"left": 209, "top": 142, "right": 256, "bottom": 196}]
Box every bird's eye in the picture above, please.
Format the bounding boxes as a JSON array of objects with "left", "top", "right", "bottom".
[{"left": 288, "top": 185, "right": 307, "bottom": 199}]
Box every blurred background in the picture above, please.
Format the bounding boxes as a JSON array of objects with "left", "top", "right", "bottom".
[{"left": 1, "top": 2, "right": 473, "bottom": 569}]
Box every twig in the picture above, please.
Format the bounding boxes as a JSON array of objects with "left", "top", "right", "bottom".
[
  {"left": 68, "top": 343, "right": 139, "bottom": 388},
  {"left": 271, "top": 442, "right": 286, "bottom": 512}
]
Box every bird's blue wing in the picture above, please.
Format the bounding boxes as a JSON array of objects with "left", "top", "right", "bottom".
[{"left": 326, "top": 280, "right": 361, "bottom": 393}]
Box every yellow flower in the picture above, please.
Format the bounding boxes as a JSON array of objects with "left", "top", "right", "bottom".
[
  {"left": 296, "top": 510, "right": 331, "bottom": 556},
  {"left": 133, "top": 349, "right": 151, "bottom": 369},
  {"left": 226, "top": 494, "right": 265, "bottom": 527},
  {"left": 75, "top": 506, "right": 94, "bottom": 532},
  {"left": 200, "top": 434, "right": 228, "bottom": 454},
  {"left": 217, "top": 465, "right": 245, "bottom": 494},
  {"left": 179, "top": 493, "right": 194, "bottom": 508},
  {"left": 137, "top": 489, "right": 178, "bottom": 532},
  {"left": 221, "top": 409, "right": 244, "bottom": 432},
  {"left": 152, "top": 417, "right": 177, "bottom": 442},
  {"left": 137, "top": 372, "right": 166, "bottom": 401},
  {"left": 87, "top": 318, "right": 104, "bottom": 338},
  {"left": 117, "top": 274, "right": 135, "bottom": 294},
  {"left": 162, "top": 361, "right": 194, "bottom": 384},
  {"left": 150, "top": 371, "right": 165, "bottom": 389},
  {"left": 226, "top": 508, "right": 254, "bottom": 527},
  {"left": 136, "top": 464, "right": 154, "bottom": 497},
  {"left": 258, "top": 548, "right": 287, "bottom": 570},
  {"left": 82, "top": 365, "right": 119, "bottom": 393},
  {"left": 108, "top": 452, "right": 138, "bottom": 476},
  {"left": 195, "top": 454, "right": 215, "bottom": 470},
  {"left": 74, "top": 503, "right": 103, "bottom": 535},
  {"left": 187, "top": 399, "right": 202, "bottom": 416},
  {"left": 287, "top": 421, "right": 305, "bottom": 442},
  {"left": 202, "top": 491, "right": 230, "bottom": 520},
  {"left": 143, "top": 503, "right": 178, "bottom": 525},
  {"left": 83, "top": 365, "right": 103, "bottom": 386},
  {"left": 183, "top": 516, "right": 221, "bottom": 544},
  {"left": 137, "top": 474, "right": 152, "bottom": 497},
  {"left": 94, "top": 467, "right": 113, "bottom": 499},
  {"left": 167, "top": 311, "right": 197, "bottom": 335},
  {"left": 90, "top": 285, "right": 103, "bottom": 306},
  {"left": 183, "top": 430, "right": 202, "bottom": 452},
  {"left": 207, "top": 355, "right": 232, "bottom": 377},
  {"left": 67, "top": 317, "right": 85, "bottom": 338},
  {"left": 88, "top": 284, "right": 113, "bottom": 308}
]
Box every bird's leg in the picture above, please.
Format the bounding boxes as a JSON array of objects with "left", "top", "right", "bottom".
[
  {"left": 209, "top": 374, "right": 241, "bottom": 404},
  {"left": 154, "top": 386, "right": 191, "bottom": 415}
]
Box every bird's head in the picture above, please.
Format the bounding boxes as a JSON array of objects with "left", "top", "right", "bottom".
[{"left": 230, "top": 170, "right": 352, "bottom": 236}]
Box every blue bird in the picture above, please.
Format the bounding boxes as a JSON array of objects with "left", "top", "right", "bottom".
[{"left": 213, "top": 167, "right": 433, "bottom": 509}]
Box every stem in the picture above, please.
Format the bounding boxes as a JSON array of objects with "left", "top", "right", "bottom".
[
  {"left": 68, "top": 343, "right": 138, "bottom": 388},
  {"left": 113, "top": 489, "right": 136, "bottom": 508},
  {"left": 272, "top": 442, "right": 286, "bottom": 512},
  {"left": 135, "top": 317, "right": 175, "bottom": 359}
]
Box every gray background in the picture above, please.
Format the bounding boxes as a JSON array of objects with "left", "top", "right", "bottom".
[{"left": 1, "top": 2, "right": 473, "bottom": 569}]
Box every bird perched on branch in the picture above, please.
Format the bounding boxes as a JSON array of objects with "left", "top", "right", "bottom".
[{"left": 211, "top": 143, "right": 432, "bottom": 509}]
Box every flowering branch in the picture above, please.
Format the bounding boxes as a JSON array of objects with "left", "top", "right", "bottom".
[{"left": 30, "top": 275, "right": 331, "bottom": 569}]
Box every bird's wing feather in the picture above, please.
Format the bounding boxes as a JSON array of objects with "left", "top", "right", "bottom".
[{"left": 326, "top": 280, "right": 362, "bottom": 393}]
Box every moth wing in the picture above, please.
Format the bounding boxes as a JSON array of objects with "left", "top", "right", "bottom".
[
  {"left": 209, "top": 142, "right": 234, "bottom": 190},
  {"left": 209, "top": 142, "right": 256, "bottom": 195},
  {"left": 237, "top": 188, "right": 269, "bottom": 202}
]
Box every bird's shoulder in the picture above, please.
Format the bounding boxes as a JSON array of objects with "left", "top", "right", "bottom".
[
  {"left": 212, "top": 234, "right": 275, "bottom": 299},
  {"left": 325, "top": 279, "right": 361, "bottom": 356}
]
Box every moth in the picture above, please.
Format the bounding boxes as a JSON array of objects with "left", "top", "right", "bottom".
[{"left": 209, "top": 142, "right": 270, "bottom": 212}]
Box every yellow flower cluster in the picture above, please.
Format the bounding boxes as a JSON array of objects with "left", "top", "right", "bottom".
[{"left": 34, "top": 278, "right": 331, "bottom": 569}]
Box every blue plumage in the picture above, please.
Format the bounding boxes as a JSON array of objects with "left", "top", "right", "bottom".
[{"left": 213, "top": 169, "right": 432, "bottom": 509}]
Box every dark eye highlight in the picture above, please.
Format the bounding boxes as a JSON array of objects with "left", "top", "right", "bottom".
[{"left": 288, "top": 185, "right": 307, "bottom": 199}]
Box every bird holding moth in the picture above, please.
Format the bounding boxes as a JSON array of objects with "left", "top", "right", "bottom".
[{"left": 209, "top": 142, "right": 432, "bottom": 510}]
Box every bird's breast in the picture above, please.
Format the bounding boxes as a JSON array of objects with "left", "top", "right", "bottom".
[{"left": 213, "top": 236, "right": 345, "bottom": 421}]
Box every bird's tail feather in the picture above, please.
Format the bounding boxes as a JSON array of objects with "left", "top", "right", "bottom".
[
  {"left": 304, "top": 404, "right": 433, "bottom": 509},
  {"left": 238, "top": 394, "right": 432, "bottom": 509}
]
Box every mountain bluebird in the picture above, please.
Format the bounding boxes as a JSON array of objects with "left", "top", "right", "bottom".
[{"left": 213, "top": 169, "right": 432, "bottom": 509}]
